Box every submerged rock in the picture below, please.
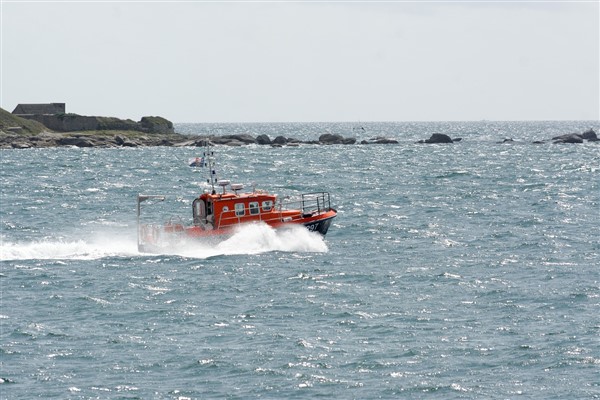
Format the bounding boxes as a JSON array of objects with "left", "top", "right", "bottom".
[{"left": 497, "top": 138, "right": 515, "bottom": 144}]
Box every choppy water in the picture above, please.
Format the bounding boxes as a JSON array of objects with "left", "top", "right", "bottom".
[{"left": 1, "top": 121, "right": 599, "bottom": 399}]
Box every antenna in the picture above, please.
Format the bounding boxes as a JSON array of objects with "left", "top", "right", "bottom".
[{"left": 203, "top": 139, "right": 218, "bottom": 193}]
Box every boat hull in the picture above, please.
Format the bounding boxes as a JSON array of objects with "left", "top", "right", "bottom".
[{"left": 302, "top": 210, "right": 336, "bottom": 235}]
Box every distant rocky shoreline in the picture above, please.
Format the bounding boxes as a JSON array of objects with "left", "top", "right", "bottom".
[
  {"left": 2, "top": 128, "right": 599, "bottom": 150},
  {"left": 0, "top": 131, "right": 400, "bottom": 149},
  {"left": 2, "top": 129, "right": 598, "bottom": 149},
  {"left": 1, "top": 106, "right": 597, "bottom": 149}
]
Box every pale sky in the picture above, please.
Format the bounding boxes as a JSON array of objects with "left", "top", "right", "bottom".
[{"left": 1, "top": 1, "right": 598, "bottom": 123}]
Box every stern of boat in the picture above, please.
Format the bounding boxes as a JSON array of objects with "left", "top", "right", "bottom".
[{"left": 137, "top": 194, "right": 166, "bottom": 253}]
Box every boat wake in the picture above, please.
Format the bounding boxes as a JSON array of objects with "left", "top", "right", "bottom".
[
  {"left": 1, "top": 234, "right": 139, "bottom": 261},
  {"left": 1, "top": 224, "right": 328, "bottom": 261}
]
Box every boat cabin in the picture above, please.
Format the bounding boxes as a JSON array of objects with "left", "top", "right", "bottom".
[{"left": 191, "top": 181, "right": 285, "bottom": 231}]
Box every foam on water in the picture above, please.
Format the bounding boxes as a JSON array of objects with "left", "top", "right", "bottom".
[
  {"left": 0, "top": 234, "right": 139, "bottom": 261},
  {"left": 148, "top": 223, "right": 328, "bottom": 258},
  {"left": 0, "top": 223, "right": 327, "bottom": 261}
]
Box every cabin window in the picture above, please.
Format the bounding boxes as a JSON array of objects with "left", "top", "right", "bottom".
[
  {"left": 262, "top": 200, "right": 273, "bottom": 211},
  {"left": 235, "top": 203, "right": 245, "bottom": 216},
  {"left": 249, "top": 202, "right": 260, "bottom": 215}
]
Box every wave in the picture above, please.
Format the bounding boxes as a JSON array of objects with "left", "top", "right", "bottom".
[{"left": 0, "top": 223, "right": 327, "bottom": 261}]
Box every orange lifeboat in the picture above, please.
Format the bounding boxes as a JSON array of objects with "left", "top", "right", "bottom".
[{"left": 137, "top": 146, "right": 336, "bottom": 253}]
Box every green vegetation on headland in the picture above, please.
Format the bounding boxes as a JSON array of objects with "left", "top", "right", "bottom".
[{"left": 0, "top": 108, "right": 48, "bottom": 135}]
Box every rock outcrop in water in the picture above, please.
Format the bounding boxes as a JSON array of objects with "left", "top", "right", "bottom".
[
  {"left": 417, "top": 133, "right": 462, "bottom": 144},
  {"left": 551, "top": 129, "right": 598, "bottom": 144},
  {"left": 318, "top": 133, "right": 357, "bottom": 145}
]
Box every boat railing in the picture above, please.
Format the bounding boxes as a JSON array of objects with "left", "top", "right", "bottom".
[{"left": 297, "top": 192, "right": 332, "bottom": 215}]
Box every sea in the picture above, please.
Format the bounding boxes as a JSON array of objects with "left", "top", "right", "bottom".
[{"left": 1, "top": 121, "right": 599, "bottom": 399}]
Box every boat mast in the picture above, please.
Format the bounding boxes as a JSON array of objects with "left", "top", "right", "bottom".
[{"left": 203, "top": 140, "right": 218, "bottom": 193}]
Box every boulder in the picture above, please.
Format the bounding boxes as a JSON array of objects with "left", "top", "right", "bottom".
[
  {"left": 423, "top": 133, "right": 454, "bottom": 144},
  {"left": 581, "top": 129, "right": 598, "bottom": 141},
  {"left": 211, "top": 134, "right": 256, "bottom": 145},
  {"left": 158, "top": 138, "right": 174, "bottom": 146},
  {"left": 272, "top": 135, "right": 288, "bottom": 145},
  {"left": 319, "top": 133, "right": 344, "bottom": 144},
  {"left": 11, "top": 142, "right": 32, "bottom": 149},
  {"left": 256, "top": 134, "right": 271, "bottom": 145},
  {"left": 191, "top": 138, "right": 211, "bottom": 147},
  {"left": 121, "top": 140, "right": 139, "bottom": 147},
  {"left": 57, "top": 136, "right": 96, "bottom": 147},
  {"left": 229, "top": 134, "right": 256, "bottom": 144},
  {"left": 318, "top": 133, "right": 355, "bottom": 144}
]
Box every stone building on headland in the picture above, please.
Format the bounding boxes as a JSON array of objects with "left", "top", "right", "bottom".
[{"left": 13, "top": 103, "right": 66, "bottom": 116}]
